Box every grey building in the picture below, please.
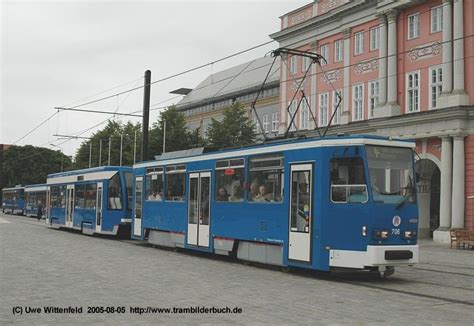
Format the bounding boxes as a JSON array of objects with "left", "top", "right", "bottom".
[{"left": 175, "top": 56, "right": 281, "bottom": 138}]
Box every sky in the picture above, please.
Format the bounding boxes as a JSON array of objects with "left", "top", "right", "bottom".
[{"left": 0, "top": 0, "right": 309, "bottom": 157}]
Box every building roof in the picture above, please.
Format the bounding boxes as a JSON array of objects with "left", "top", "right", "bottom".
[{"left": 177, "top": 56, "right": 280, "bottom": 109}]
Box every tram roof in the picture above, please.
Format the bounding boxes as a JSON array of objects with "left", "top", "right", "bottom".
[
  {"left": 2, "top": 186, "right": 25, "bottom": 192},
  {"left": 47, "top": 165, "right": 132, "bottom": 179},
  {"left": 134, "top": 134, "right": 415, "bottom": 169},
  {"left": 24, "top": 183, "right": 48, "bottom": 192}
]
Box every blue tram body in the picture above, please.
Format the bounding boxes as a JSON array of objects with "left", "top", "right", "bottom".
[
  {"left": 24, "top": 184, "right": 47, "bottom": 217},
  {"left": 2, "top": 186, "right": 26, "bottom": 215},
  {"left": 46, "top": 166, "right": 133, "bottom": 236},
  {"left": 131, "top": 135, "right": 419, "bottom": 274}
]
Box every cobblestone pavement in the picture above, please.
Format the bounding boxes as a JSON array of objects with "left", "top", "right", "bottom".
[{"left": 1, "top": 213, "right": 473, "bottom": 325}]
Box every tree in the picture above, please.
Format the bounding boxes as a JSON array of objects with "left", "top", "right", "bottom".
[
  {"left": 1, "top": 145, "right": 72, "bottom": 188},
  {"left": 206, "top": 102, "right": 256, "bottom": 149},
  {"left": 75, "top": 120, "right": 142, "bottom": 168},
  {"left": 149, "top": 106, "right": 201, "bottom": 158}
]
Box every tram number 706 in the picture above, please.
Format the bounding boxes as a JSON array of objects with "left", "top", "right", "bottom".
[{"left": 391, "top": 228, "right": 400, "bottom": 235}]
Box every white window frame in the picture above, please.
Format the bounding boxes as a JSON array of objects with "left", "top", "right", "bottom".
[
  {"left": 332, "top": 90, "right": 342, "bottom": 125},
  {"left": 429, "top": 66, "right": 443, "bottom": 110},
  {"left": 431, "top": 5, "right": 443, "bottom": 33},
  {"left": 334, "top": 39, "right": 343, "bottom": 62},
  {"left": 406, "top": 71, "right": 420, "bottom": 113},
  {"left": 319, "top": 92, "right": 329, "bottom": 127},
  {"left": 352, "top": 84, "right": 364, "bottom": 121},
  {"left": 354, "top": 31, "right": 364, "bottom": 55},
  {"left": 370, "top": 26, "right": 380, "bottom": 51},
  {"left": 263, "top": 114, "right": 269, "bottom": 134},
  {"left": 320, "top": 44, "right": 329, "bottom": 65},
  {"left": 408, "top": 13, "right": 420, "bottom": 39},
  {"left": 272, "top": 112, "right": 279, "bottom": 132},
  {"left": 253, "top": 117, "right": 259, "bottom": 133},
  {"left": 368, "top": 80, "right": 379, "bottom": 118}
]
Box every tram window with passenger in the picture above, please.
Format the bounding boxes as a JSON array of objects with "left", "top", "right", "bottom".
[
  {"left": 165, "top": 165, "right": 186, "bottom": 201},
  {"left": 145, "top": 167, "right": 164, "bottom": 201},
  {"left": 108, "top": 174, "right": 122, "bottom": 210},
  {"left": 248, "top": 155, "right": 284, "bottom": 203},
  {"left": 330, "top": 157, "right": 368, "bottom": 203},
  {"left": 215, "top": 158, "right": 245, "bottom": 202}
]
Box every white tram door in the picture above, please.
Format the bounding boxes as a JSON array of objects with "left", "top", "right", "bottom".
[
  {"left": 133, "top": 176, "right": 143, "bottom": 237},
  {"left": 65, "top": 184, "right": 75, "bottom": 228},
  {"left": 288, "top": 164, "right": 313, "bottom": 263},
  {"left": 187, "top": 172, "right": 211, "bottom": 247},
  {"left": 95, "top": 182, "right": 103, "bottom": 233}
]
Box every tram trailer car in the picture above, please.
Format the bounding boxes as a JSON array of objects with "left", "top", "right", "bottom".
[
  {"left": 131, "top": 135, "right": 419, "bottom": 276},
  {"left": 46, "top": 166, "right": 133, "bottom": 236},
  {"left": 1, "top": 186, "right": 26, "bottom": 215},
  {"left": 24, "top": 184, "right": 47, "bottom": 217}
]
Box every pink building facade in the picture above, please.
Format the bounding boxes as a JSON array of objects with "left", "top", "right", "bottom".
[{"left": 271, "top": 0, "right": 474, "bottom": 242}]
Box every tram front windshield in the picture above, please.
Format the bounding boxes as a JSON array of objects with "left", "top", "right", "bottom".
[{"left": 366, "top": 145, "right": 415, "bottom": 205}]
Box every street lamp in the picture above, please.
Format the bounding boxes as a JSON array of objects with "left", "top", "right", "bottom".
[{"left": 51, "top": 144, "right": 64, "bottom": 172}]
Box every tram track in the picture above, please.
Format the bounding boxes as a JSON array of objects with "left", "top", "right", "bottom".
[{"left": 4, "top": 214, "right": 474, "bottom": 307}]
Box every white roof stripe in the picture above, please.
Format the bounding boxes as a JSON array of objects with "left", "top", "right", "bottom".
[{"left": 134, "top": 138, "right": 415, "bottom": 169}]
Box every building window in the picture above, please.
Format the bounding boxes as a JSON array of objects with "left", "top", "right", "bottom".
[
  {"left": 302, "top": 56, "right": 311, "bottom": 72},
  {"left": 370, "top": 27, "right": 380, "bottom": 51},
  {"left": 288, "top": 100, "right": 297, "bottom": 131},
  {"left": 272, "top": 112, "right": 279, "bottom": 132},
  {"left": 320, "top": 44, "right": 329, "bottom": 65},
  {"left": 406, "top": 71, "right": 420, "bottom": 112},
  {"left": 408, "top": 13, "right": 420, "bottom": 39},
  {"left": 430, "top": 66, "right": 443, "bottom": 109},
  {"left": 334, "top": 39, "right": 343, "bottom": 62},
  {"left": 354, "top": 31, "right": 364, "bottom": 55},
  {"left": 431, "top": 6, "right": 443, "bottom": 33},
  {"left": 290, "top": 56, "right": 297, "bottom": 74},
  {"left": 319, "top": 92, "right": 329, "bottom": 126},
  {"left": 353, "top": 84, "right": 364, "bottom": 121},
  {"left": 332, "top": 90, "right": 342, "bottom": 125},
  {"left": 369, "top": 80, "right": 379, "bottom": 118},
  {"left": 263, "top": 114, "right": 269, "bottom": 134},
  {"left": 301, "top": 100, "right": 309, "bottom": 130}
]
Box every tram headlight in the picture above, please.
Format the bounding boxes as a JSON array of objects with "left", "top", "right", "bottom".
[
  {"left": 403, "top": 230, "right": 417, "bottom": 239},
  {"left": 374, "top": 230, "right": 389, "bottom": 239}
]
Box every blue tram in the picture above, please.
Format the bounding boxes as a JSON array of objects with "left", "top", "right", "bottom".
[
  {"left": 2, "top": 186, "right": 26, "bottom": 215},
  {"left": 132, "top": 135, "right": 419, "bottom": 275},
  {"left": 46, "top": 166, "right": 133, "bottom": 236},
  {"left": 25, "top": 184, "right": 47, "bottom": 217}
]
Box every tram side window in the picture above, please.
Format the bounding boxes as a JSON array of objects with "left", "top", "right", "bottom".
[
  {"left": 330, "top": 157, "right": 368, "bottom": 203},
  {"left": 248, "top": 155, "right": 284, "bottom": 203},
  {"left": 146, "top": 167, "right": 164, "bottom": 201},
  {"left": 108, "top": 173, "right": 123, "bottom": 210},
  {"left": 85, "top": 184, "right": 97, "bottom": 209},
  {"left": 75, "top": 184, "right": 86, "bottom": 209},
  {"left": 215, "top": 158, "right": 245, "bottom": 202},
  {"left": 166, "top": 165, "right": 186, "bottom": 201},
  {"left": 124, "top": 172, "right": 133, "bottom": 210}
]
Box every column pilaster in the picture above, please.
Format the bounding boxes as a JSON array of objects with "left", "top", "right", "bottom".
[
  {"left": 451, "top": 135, "right": 465, "bottom": 229},
  {"left": 434, "top": 136, "right": 453, "bottom": 243}
]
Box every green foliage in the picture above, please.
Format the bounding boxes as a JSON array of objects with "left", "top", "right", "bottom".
[
  {"left": 206, "top": 102, "right": 256, "bottom": 149},
  {"left": 75, "top": 120, "right": 142, "bottom": 168},
  {"left": 1, "top": 145, "right": 72, "bottom": 187},
  {"left": 149, "top": 106, "right": 203, "bottom": 158}
]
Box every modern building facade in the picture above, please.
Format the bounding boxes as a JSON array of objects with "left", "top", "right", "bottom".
[
  {"left": 270, "top": 0, "right": 474, "bottom": 241},
  {"left": 176, "top": 56, "right": 281, "bottom": 139}
]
